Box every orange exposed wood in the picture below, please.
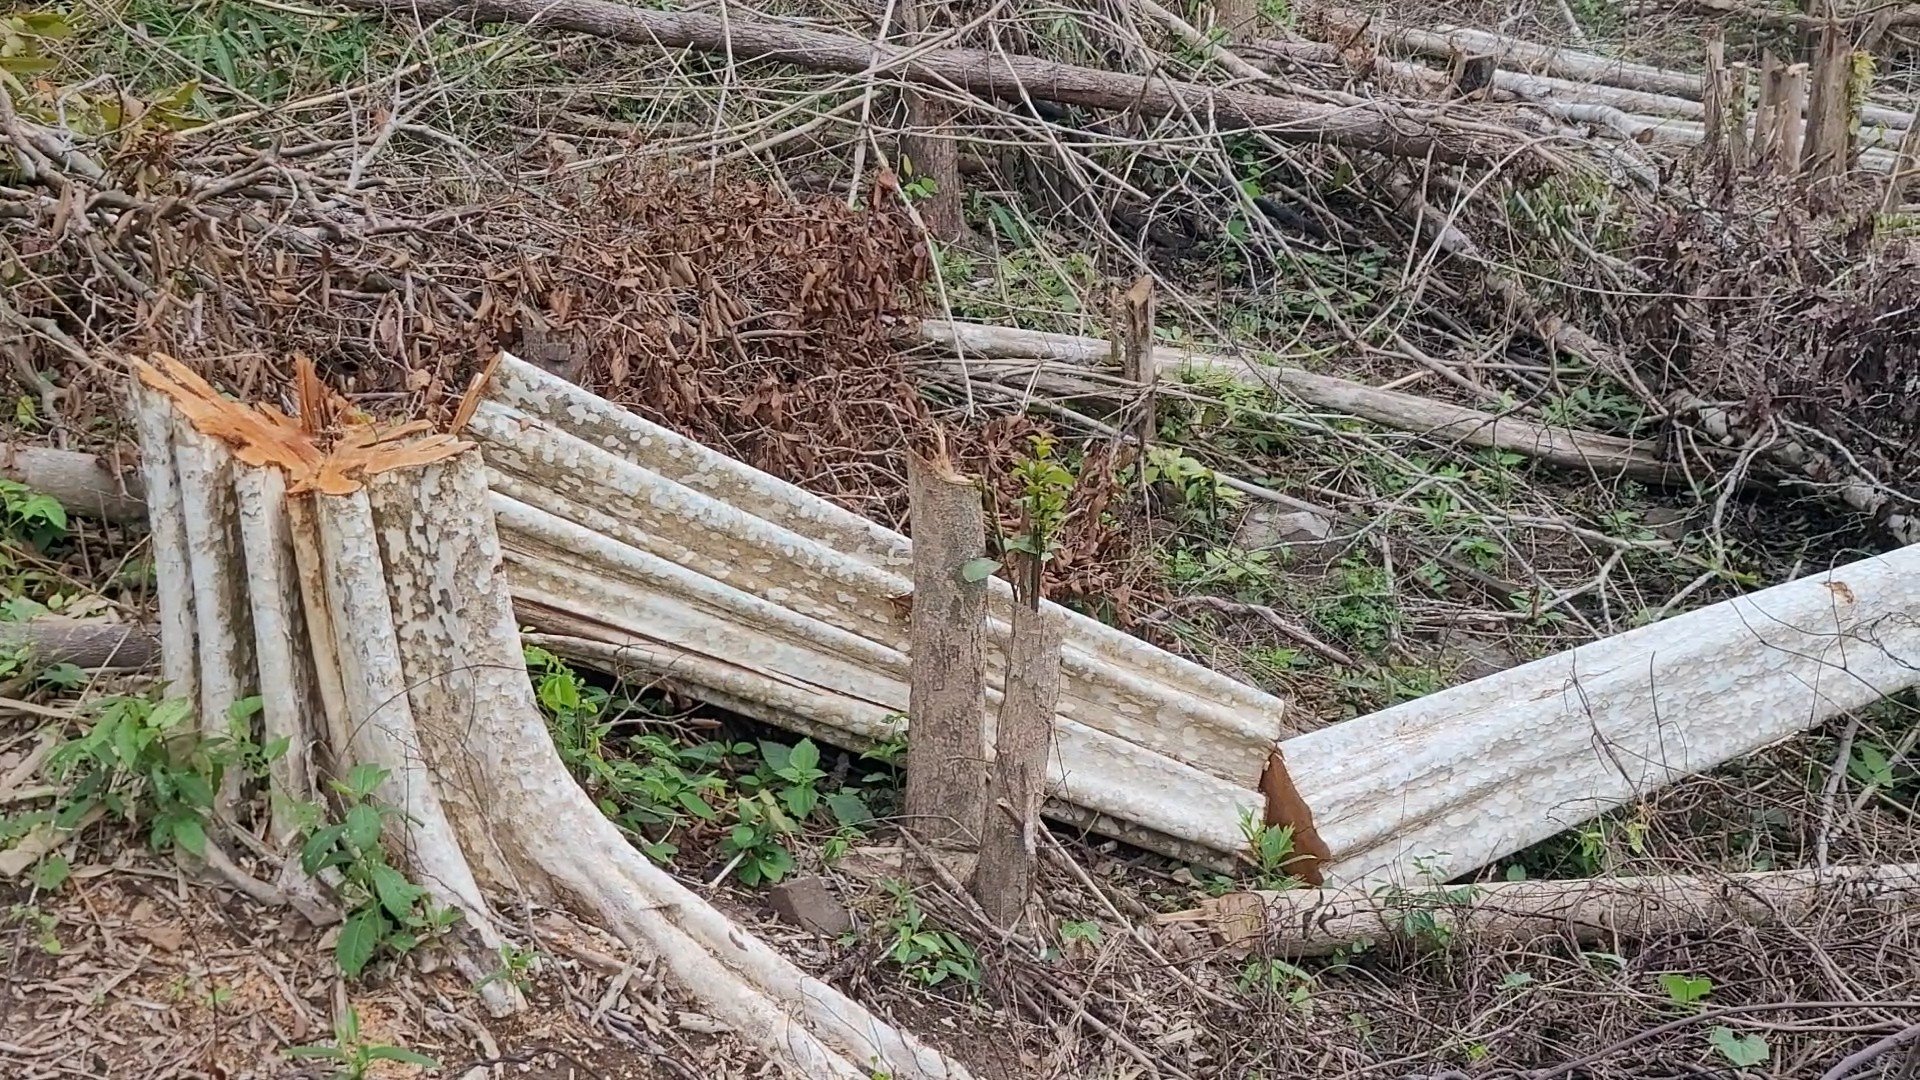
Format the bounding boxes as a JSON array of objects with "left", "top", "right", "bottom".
[{"left": 134, "top": 355, "right": 471, "bottom": 494}]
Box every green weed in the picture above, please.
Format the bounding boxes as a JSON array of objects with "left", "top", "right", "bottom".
[
  {"left": 881, "top": 880, "right": 980, "bottom": 988},
  {"left": 288, "top": 1007, "right": 437, "bottom": 1079},
  {"left": 298, "top": 765, "right": 461, "bottom": 979},
  {"left": 1309, "top": 556, "right": 1398, "bottom": 657}
]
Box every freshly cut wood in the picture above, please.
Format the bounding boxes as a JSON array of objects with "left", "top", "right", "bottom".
[
  {"left": 0, "top": 443, "right": 143, "bottom": 522},
  {"left": 904, "top": 451, "right": 990, "bottom": 847},
  {"left": 130, "top": 385, "right": 197, "bottom": 702},
  {"left": 135, "top": 361, "right": 972, "bottom": 1077},
  {"left": 0, "top": 618, "right": 158, "bottom": 670},
  {"left": 973, "top": 572, "right": 1064, "bottom": 928},
  {"left": 918, "top": 319, "right": 1675, "bottom": 481},
  {"left": 339, "top": 0, "right": 1520, "bottom": 165},
  {"left": 235, "top": 465, "right": 319, "bottom": 845},
  {"left": 1160, "top": 863, "right": 1920, "bottom": 954},
  {"left": 1278, "top": 542, "right": 1920, "bottom": 885}
]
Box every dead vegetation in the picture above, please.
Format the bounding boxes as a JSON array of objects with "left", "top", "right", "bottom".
[{"left": 3, "top": 0, "right": 1920, "bottom": 1076}]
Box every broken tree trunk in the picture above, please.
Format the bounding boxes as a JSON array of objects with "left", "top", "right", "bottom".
[
  {"left": 919, "top": 319, "right": 1676, "bottom": 482},
  {"left": 475, "top": 353, "right": 1284, "bottom": 865},
  {"left": 972, "top": 559, "right": 1064, "bottom": 929},
  {"left": 0, "top": 443, "right": 144, "bottom": 522},
  {"left": 339, "top": 0, "right": 1522, "bottom": 166},
  {"left": 1111, "top": 276, "right": 1157, "bottom": 451},
  {"left": 1277, "top": 542, "right": 1920, "bottom": 885},
  {"left": 132, "top": 356, "right": 973, "bottom": 1079},
  {"left": 1802, "top": 20, "right": 1857, "bottom": 183},
  {"left": 904, "top": 450, "right": 989, "bottom": 848},
  {"left": 1160, "top": 863, "right": 1920, "bottom": 955}
]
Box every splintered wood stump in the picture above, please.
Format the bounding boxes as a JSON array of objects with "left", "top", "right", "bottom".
[{"left": 130, "top": 355, "right": 972, "bottom": 1079}]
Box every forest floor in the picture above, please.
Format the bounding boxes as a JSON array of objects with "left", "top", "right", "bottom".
[{"left": 4, "top": 0, "right": 1920, "bottom": 1076}]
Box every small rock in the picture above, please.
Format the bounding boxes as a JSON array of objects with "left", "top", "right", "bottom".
[
  {"left": 1233, "top": 507, "right": 1334, "bottom": 553},
  {"left": 766, "top": 875, "right": 853, "bottom": 937},
  {"left": 1639, "top": 506, "right": 1691, "bottom": 540}
]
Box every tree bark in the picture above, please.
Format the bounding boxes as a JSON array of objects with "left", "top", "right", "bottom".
[
  {"left": 0, "top": 443, "right": 144, "bottom": 522},
  {"left": 903, "top": 450, "right": 989, "bottom": 847},
  {"left": 130, "top": 384, "right": 197, "bottom": 703},
  {"left": 1112, "top": 276, "right": 1157, "bottom": 450},
  {"left": 899, "top": 0, "right": 967, "bottom": 243},
  {"left": 1802, "top": 21, "right": 1856, "bottom": 183},
  {"left": 0, "top": 618, "right": 158, "bottom": 670},
  {"left": 1160, "top": 863, "right": 1920, "bottom": 955},
  {"left": 338, "top": 0, "right": 1513, "bottom": 165},
  {"left": 972, "top": 563, "right": 1062, "bottom": 929}
]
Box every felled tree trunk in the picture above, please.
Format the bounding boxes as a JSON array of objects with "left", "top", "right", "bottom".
[
  {"left": 0, "top": 443, "right": 144, "bottom": 522},
  {"left": 0, "top": 619, "right": 158, "bottom": 671},
  {"left": 339, "top": 0, "right": 1520, "bottom": 166},
  {"left": 131, "top": 356, "right": 972, "bottom": 1078},
  {"left": 1161, "top": 863, "right": 1920, "bottom": 955}
]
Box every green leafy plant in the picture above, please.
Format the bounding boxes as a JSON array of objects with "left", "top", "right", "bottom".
[
  {"left": 1059, "top": 919, "right": 1102, "bottom": 946},
  {"left": 720, "top": 791, "right": 797, "bottom": 887},
  {"left": 1707, "top": 1026, "right": 1769, "bottom": 1068},
  {"left": 1238, "top": 957, "right": 1314, "bottom": 1012},
  {"left": 752, "top": 738, "right": 826, "bottom": 820},
  {"left": 0, "top": 478, "right": 67, "bottom": 549},
  {"left": 1659, "top": 973, "right": 1712, "bottom": 1009},
  {"left": 527, "top": 645, "right": 736, "bottom": 862},
  {"left": 882, "top": 880, "right": 981, "bottom": 988},
  {"left": 1239, "top": 812, "right": 1304, "bottom": 890},
  {"left": 1851, "top": 743, "right": 1896, "bottom": 790},
  {"left": 478, "top": 943, "right": 539, "bottom": 996},
  {"left": 288, "top": 1006, "right": 437, "bottom": 1079},
  {"left": 46, "top": 693, "right": 268, "bottom": 858},
  {"left": 298, "top": 765, "right": 461, "bottom": 978},
  {"left": 1310, "top": 556, "right": 1399, "bottom": 657}
]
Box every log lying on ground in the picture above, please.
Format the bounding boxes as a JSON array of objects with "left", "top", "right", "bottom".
[
  {"left": 131, "top": 355, "right": 971, "bottom": 1079},
  {"left": 470, "top": 353, "right": 1286, "bottom": 864},
  {"left": 1158, "top": 863, "right": 1920, "bottom": 954},
  {"left": 339, "top": 0, "right": 1525, "bottom": 166},
  {"left": 917, "top": 319, "right": 1675, "bottom": 482},
  {"left": 1354, "top": 17, "right": 1920, "bottom": 128},
  {"left": 0, "top": 443, "right": 144, "bottom": 522},
  {"left": 0, "top": 618, "right": 158, "bottom": 671},
  {"left": 1278, "top": 541, "right": 1920, "bottom": 885}
]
